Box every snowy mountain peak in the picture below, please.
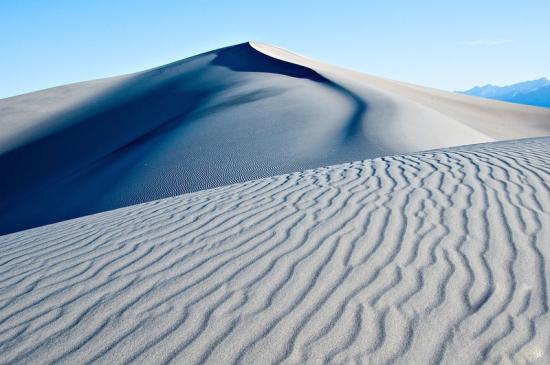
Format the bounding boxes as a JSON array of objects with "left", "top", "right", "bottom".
[{"left": 459, "top": 77, "right": 550, "bottom": 107}]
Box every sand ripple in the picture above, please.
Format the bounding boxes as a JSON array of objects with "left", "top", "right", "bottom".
[{"left": 1, "top": 137, "right": 549, "bottom": 364}]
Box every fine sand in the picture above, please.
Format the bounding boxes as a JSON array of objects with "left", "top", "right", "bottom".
[
  {"left": 1, "top": 137, "right": 549, "bottom": 364},
  {"left": 1, "top": 42, "right": 550, "bottom": 234}
]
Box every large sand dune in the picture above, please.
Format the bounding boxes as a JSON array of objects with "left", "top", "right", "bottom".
[
  {"left": 1, "top": 42, "right": 549, "bottom": 234},
  {"left": 1, "top": 137, "right": 549, "bottom": 364}
]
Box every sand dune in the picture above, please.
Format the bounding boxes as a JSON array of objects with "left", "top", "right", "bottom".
[
  {"left": 1, "top": 43, "right": 550, "bottom": 362},
  {"left": 1, "top": 42, "right": 550, "bottom": 234},
  {"left": 253, "top": 42, "right": 550, "bottom": 140},
  {"left": 0, "top": 137, "right": 548, "bottom": 364}
]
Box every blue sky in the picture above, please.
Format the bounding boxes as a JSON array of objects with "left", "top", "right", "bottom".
[{"left": 1, "top": 0, "right": 549, "bottom": 98}]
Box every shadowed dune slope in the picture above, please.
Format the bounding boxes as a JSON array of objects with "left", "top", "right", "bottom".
[
  {"left": 253, "top": 42, "right": 550, "bottom": 140},
  {"left": 0, "top": 137, "right": 549, "bottom": 364},
  {"left": 1, "top": 42, "right": 550, "bottom": 234}
]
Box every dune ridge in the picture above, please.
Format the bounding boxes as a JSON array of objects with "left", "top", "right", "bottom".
[
  {"left": 1, "top": 42, "right": 550, "bottom": 234},
  {"left": 252, "top": 42, "right": 550, "bottom": 140},
  {"left": 1, "top": 137, "right": 549, "bottom": 364}
]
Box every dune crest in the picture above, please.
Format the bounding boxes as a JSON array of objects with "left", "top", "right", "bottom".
[
  {"left": 1, "top": 42, "right": 550, "bottom": 363},
  {"left": 1, "top": 137, "right": 549, "bottom": 363},
  {"left": 252, "top": 42, "right": 550, "bottom": 140},
  {"left": 1, "top": 42, "right": 550, "bottom": 234}
]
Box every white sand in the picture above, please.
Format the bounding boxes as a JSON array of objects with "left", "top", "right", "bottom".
[
  {"left": 1, "top": 42, "right": 550, "bottom": 363},
  {"left": 1, "top": 137, "right": 549, "bottom": 364},
  {"left": 253, "top": 42, "right": 550, "bottom": 141},
  {"left": 1, "top": 42, "right": 549, "bottom": 234}
]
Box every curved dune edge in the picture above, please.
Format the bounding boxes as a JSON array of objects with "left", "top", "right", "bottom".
[
  {"left": 251, "top": 41, "right": 550, "bottom": 140},
  {"left": 2, "top": 42, "right": 550, "bottom": 235},
  {"left": 1, "top": 137, "right": 549, "bottom": 364}
]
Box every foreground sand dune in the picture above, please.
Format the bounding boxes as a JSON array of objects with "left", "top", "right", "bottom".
[
  {"left": 1, "top": 42, "right": 550, "bottom": 234},
  {"left": 1, "top": 137, "right": 549, "bottom": 364}
]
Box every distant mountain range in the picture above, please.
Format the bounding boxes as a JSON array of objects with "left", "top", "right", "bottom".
[{"left": 458, "top": 77, "right": 550, "bottom": 108}]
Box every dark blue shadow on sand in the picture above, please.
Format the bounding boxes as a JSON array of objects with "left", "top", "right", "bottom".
[{"left": 0, "top": 42, "right": 367, "bottom": 235}]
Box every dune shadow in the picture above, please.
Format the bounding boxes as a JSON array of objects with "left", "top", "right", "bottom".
[
  {"left": 213, "top": 43, "right": 368, "bottom": 144},
  {"left": 0, "top": 42, "right": 368, "bottom": 235}
]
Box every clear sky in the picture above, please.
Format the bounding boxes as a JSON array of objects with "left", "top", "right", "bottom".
[{"left": 1, "top": 0, "right": 549, "bottom": 98}]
